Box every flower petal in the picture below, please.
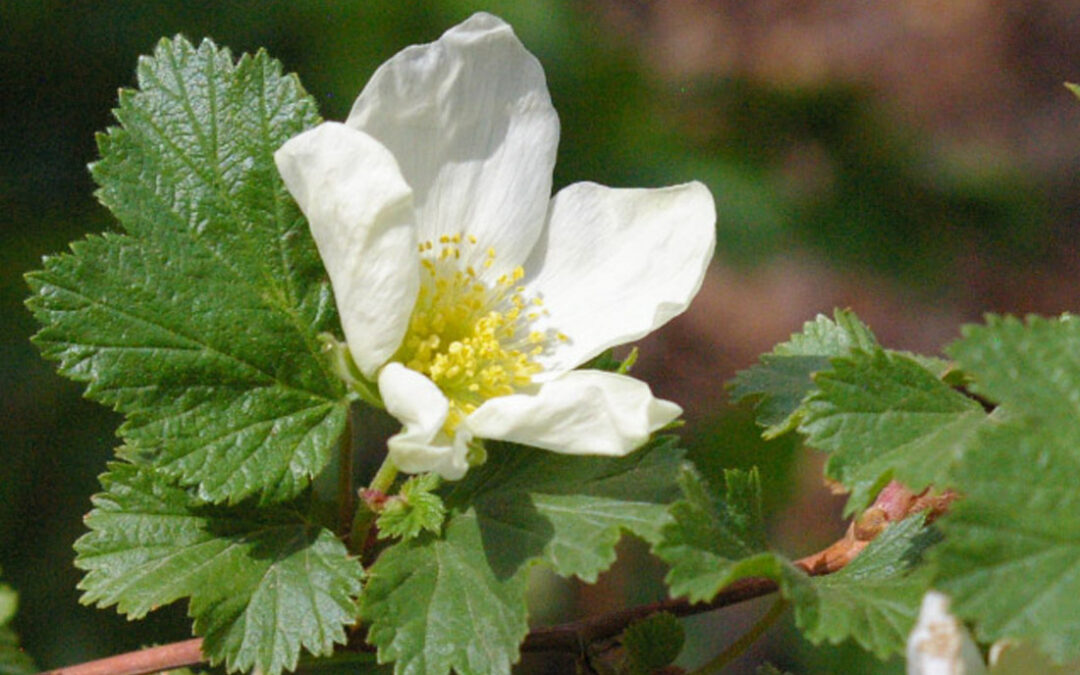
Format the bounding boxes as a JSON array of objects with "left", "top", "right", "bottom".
[
  {"left": 465, "top": 370, "right": 681, "bottom": 456},
  {"left": 906, "top": 591, "right": 987, "bottom": 675},
  {"left": 346, "top": 12, "right": 559, "bottom": 279},
  {"left": 275, "top": 122, "right": 418, "bottom": 378},
  {"left": 379, "top": 363, "right": 469, "bottom": 480},
  {"left": 522, "top": 181, "right": 716, "bottom": 377}
]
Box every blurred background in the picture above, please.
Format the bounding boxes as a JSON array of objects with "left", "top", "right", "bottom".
[{"left": 3, "top": 1, "right": 1080, "bottom": 672}]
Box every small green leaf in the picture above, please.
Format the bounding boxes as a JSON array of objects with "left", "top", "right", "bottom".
[
  {"left": 730, "top": 310, "right": 878, "bottom": 437},
  {"left": 75, "top": 463, "right": 363, "bottom": 675},
  {"left": 934, "top": 315, "right": 1080, "bottom": 663},
  {"left": 799, "top": 348, "right": 985, "bottom": 513},
  {"left": 655, "top": 466, "right": 780, "bottom": 603},
  {"left": 377, "top": 473, "right": 446, "bottom": 541},
  {"left": 782, "top": 515, "right": 938, "bottom": 659},
  {"left": 361, "top": 439, "right": 685, "bottom": 674},
  {"left": 0, "top": 581, "right": 35, "bottom": 675},
  {"left": 622, "top": 612, "right": 684, "bottom": 675},
  {"left": 25, "top": 36, "right": 346, "bottom": 504}
]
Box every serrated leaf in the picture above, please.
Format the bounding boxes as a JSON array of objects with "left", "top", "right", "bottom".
[
  {"left": 799, "top": 348, "right": 985, "bottom": 514},
  {"left": 75, "top": 463, "right": 363, "bottom": 675},
  {"left": 0, "top": 582, "right": 35, "bottom": 675},
  {"left": 361, "top": 439, "right": 685, "bottom": 675},
  {"left": 934, "top": 315, "right": 1080, "bottom": 662},
  {"left": 782, "top": 514, "right": 938, "bottom": 659},
  {"left": 361, "top": 515, "right": 529, "bottom": 675},
  {"left": 25, "top": 36, "right": 345, "bottom": 504},
  {"left": 448, "top": 437, "right": 685, "bottom": 582},
  {"left": 730, "top": 310, "right": 878, "bottom": 437},
  {"left": 622, "top": 612, "right": 684, "bottom": 675},
  {"left": 655, "top": 466, "right": 780, "bottom": 603},
  {"left": 377, "top": 473, "right": 446, "bottom": 541}
]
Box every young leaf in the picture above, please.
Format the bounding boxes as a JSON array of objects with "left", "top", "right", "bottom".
[
  {"left": 935, "top": 316, "right": 1080, "bottom": 662},
  {"left": 25, "top": 36, "right": 346, "bottom": 504},
  {"left": 361, "top": 439, "right": 685, "bottom": 675},
  {"left": 782, "top": 514, "right": 938, "bottom": 659},
  {"left": 75, "top": 463, "right": 363, "bottom": 675},
  {"left": 730, "top": 310, "right": 878, "bottom": 437},
  {"left": 655, "top": 467, "right": 780, "bottom": 603},
  {"left": 0, "top": 581, "right": 35, "bottom": 675},
  {"left": 377, "top": 473, "right": 446, "bottom": 541},
  {"left": 799, "top": 349, "right": 985, "bottom": 514}
]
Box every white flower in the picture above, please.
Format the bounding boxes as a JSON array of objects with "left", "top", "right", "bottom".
[
  {"left": 274, "top": 13, "right": 716, "bottom": 479},
  {"left": 907, "top": 591, "right": 987, "bottom": 675}
]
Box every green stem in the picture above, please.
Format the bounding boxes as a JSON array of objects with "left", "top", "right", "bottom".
[
  {"left": 690, "top": 598, "right": 788, "bottom": 675},
  {"left": 348, "top": 457, "right": 400, "bottom": 555}
]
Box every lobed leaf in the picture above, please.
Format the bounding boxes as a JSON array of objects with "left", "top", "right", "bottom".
[
  {"left": 25, "top": 36, "right": 345, "bottom": 504},
  {"left": 782, "top": 515, "right": 938, "bottom": 659},
  {"left": 361, "top": 439, "right": 685, "bottom": 674},
  {"left": 799, "top": 348, "right": 985, "bottom": 514},
  {"left": 935, "top": 315, "right": 1080, "bottom": 662},
  {"left": 729, "top": 310, "right": 878, "bottom": 437},
  {"left": 75, "top": 463, "right": 363, "bottom": 675},
  {"left": 655, "top": 467, "right": 780, "bottom": 603}
]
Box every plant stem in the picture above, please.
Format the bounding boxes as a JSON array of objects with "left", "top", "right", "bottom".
[
  {"left": 348, "top": 456, "right": 399, "bottom": 555},
  {"left": 689, "top": 598, "right": 789, "bottom": 675}
]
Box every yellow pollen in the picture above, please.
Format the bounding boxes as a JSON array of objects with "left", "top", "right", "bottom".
[{"left": 395, "top": 233, "right": 562, "bottom": 434}]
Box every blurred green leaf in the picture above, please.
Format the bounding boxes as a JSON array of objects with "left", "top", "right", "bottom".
[
  {"left": 75, "top": 463, "right": 362, "bottom": 675},
  {"left": 622, "top": 612, "right": 684, "bottom": 675},
  {"left": 936, "top": 316, "right": 1080, "bottom": 663},
  {"left": 25, "top": 36, "right": 347, "bottom": 504},
  {"left": 0, "top": 580, "right": 35, "bottom": 675}
]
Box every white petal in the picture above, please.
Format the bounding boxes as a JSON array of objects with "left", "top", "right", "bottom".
[
  {"left": 379, "top": 363, "right": 469, "bottom": 480},
  {"left": 275, "top": 122, "right": 418, "bottom": 378},
  {"left": 522, "top": 181, "right": 716, "bottom": 377},
  {"left": 906, "top": 591, "right": 987, "bottom": 675},
  {"left": 465, "top": 370, "right": 681, "bottom": 455},
  {"left": 346, "top": 12, "right": 559, "bottom": 279}
]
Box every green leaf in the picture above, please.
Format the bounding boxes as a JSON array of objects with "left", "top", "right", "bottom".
[
  {"left": 783, "top": 515, "right": 938, "bottom": 659},
  {"left": 934, "top": 316, "right": 1080, "bottom": 662},
  {"left": 25, "top": 36, "right": 345, "bottom": 504},
  {"left": 75, "top": 463, "right": 363, "bottom": 675},
  {"left": 799, "top": 348, "right": 985, "bottom": 513},
  {"left": 361, "top": 439, "right": 685, "bottom": 674},
  {"left": 730, "top": 310, "right": 878, "bottom": 437},
  {"left": 448, "top": 437, "right": 685, "bottom": 582},
  {"left": 655, "top": 467, "right": 780, "bottom": 603},
  {"left": 377, "top": 473, "right": 446, "bottom": 541},
  {"left": 0, "top": 581, "right": 35, "bottom": 675},
  {"left": 622, "top": 612, "right": 684, "bottom": 675},
  {"left": 361, "top": 515, "right": 529, "bottom": 675}
]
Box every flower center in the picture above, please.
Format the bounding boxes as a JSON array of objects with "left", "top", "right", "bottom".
[{"left": 395, "top": 233, "right": 565, "bottom": 432}]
